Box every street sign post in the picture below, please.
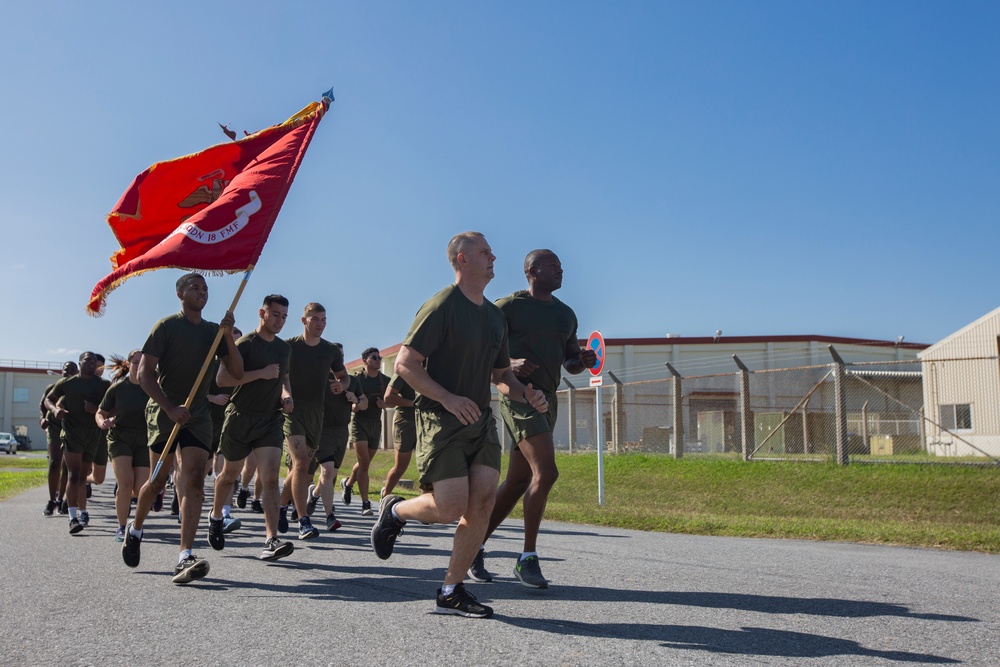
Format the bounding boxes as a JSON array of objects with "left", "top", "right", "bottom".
[{"left": 587, "top": 331, "right": 606, "bottom": 506}]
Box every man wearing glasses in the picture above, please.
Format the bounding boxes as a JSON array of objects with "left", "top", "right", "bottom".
[{"left": 342, "top": 347, "right": 390, "bottom": 516}]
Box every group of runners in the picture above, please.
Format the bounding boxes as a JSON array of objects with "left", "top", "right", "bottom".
[{"left": 41, "top": 231, "right": 595, "bottom": 619}]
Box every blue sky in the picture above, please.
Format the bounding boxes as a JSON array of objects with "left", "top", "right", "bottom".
[{"left": 2, "top": 2, "right": 998, "bottom": 365}]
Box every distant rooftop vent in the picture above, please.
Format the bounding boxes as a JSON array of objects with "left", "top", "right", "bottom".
[{"left": 665, "top": 333, "right": 681, "bottom": 338}]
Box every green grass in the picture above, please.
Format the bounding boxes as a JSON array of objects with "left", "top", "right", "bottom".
[
  {"left": 0, "top": 456, "right": 48, "bottom": 470},
  {"left": 0, "top": 471, "right": 47, "bottom": 501},
  {"left": 4, "top": 450, "right": 999, "bottom": 552}
]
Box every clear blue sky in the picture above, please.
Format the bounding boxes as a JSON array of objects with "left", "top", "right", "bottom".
[{"left": 2, "top": 2, "right": 998, "bottom": 365}]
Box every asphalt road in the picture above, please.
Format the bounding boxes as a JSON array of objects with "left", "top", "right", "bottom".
[{"left": 2, "top": 475, "right": 998, "bottom": 666}]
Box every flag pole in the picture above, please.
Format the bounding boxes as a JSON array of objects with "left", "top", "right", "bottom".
[{"left": 150, "top": 266, "right": 254, "bottom": 481}]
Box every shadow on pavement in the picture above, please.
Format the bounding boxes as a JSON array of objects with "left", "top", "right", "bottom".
[
  {"left": 489, "top": 585, "right": 979, "bottom": 622},
  {"left": 494, "top": 617, "right": 959, "bottom": 663}
]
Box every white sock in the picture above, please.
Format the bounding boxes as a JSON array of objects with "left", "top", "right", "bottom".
[
  {"left": 390, "top": 505, "right": 406, "bottom": 523},
  {"left": 441, "top": 583, "right": 456, "bottom": 596},
  {"left": 178, "top": 549, "right": 192, "bottom": 563},
  {"left": 68, "top": 507, "right": 78, "bottom": 520},
  {"left": 222, "top": 504, "right": 232, "bottom": 518},
  {"left": 521, "top": 551, "right": 538, "bottom": 561},
  {"left": 129, "top": 525, "right": 143, "bottom": 538}
]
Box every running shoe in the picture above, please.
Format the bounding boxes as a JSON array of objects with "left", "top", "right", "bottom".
[
  {"left": 467, "top": 548, "right": 494, "bottom": 583},
  {"left": 43, "top": 500, "right": 57, "bottom": 517},
  {"left": 152, "top": 489, "right": 164, "bottom": 512},
  {"left": 169, "top": 493, "right": 179, "bottom": 516},
  {"left": 260, "top": 536, "right": 294, "bottom": 561},
  {"left": 86, "top": 483, "right": 92, "bottom": 499},
  {"left": 370, "top": 495, "right": 405, "bottom": 560},
  {"left": 114, "top": 526, "right": 126, "bottom": 542},
  {"left": 513, "top": 555, "right": 549, "bottom": 589},
  {"left": 298, "top": 516, "right": 319, "bottom": 540},
  {"left": 277, "top": 506, "right": 289, "bottom": 533},
  {"left": 326, "top": 513, "right": 342, "bottom": 532},
  {"left": 361, "top": 500, "right": 373, "bottom": 516},
  {"left": 208, "top": 517, "right": 225, "bottom": 550},
  {"left": 69, "top": 518, "right": 84, "bottom": 534},
  {"left": 341, "top": 478, "right": 352, "bottom": 505},
  {"left": 236, "top": 486, "right": 249, "bottom": 509},
  {"left": 172, "top": 555, "right": 210, "bottom": 584},
  {"left": 380, "top": 486, "right": 387, "bottom": 499},
  {"left": 79, "top": 510, "right": 90, "bottom": 527},
  {"left": 222, "top": 516, "right": 242, "bottom": 534},
  {"left": 251, "top": 498, "right": 263, "bottom": 513},
  {"left": 434, "top": 583, "right": 493, "bottom": 619},
  {"left": 290, "top": 506, "right": 299, "bottom": 522},
  {"left": 58, "top": 499, "right": 68, "bottom": 514},
  {"left": 306, "top": 484, "right": 318, "bottom": 516},
  {"left": 122, "top": 523, "right": 142, "bottom": 567}
]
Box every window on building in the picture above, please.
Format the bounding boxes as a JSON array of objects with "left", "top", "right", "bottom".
[
  {"left": 940, "top": 404, "right": 972, "bottom": 431},
  {"left": 12, "top": 387, "right": 29, "bottom": 403}
]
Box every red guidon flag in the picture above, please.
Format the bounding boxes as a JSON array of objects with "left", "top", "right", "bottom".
[{"left": 87, "top": 96, "right": 330, "bottom": 315}]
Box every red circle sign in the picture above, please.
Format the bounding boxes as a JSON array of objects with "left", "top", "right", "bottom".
[{"left": 587, "top": 330, "right": 605, "bottom": 376}]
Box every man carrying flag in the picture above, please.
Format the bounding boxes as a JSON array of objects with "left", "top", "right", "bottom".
[{"left": 122, "top": 272, "right": 244, "bottom": 584}]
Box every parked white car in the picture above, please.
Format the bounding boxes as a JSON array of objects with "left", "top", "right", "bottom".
[{"left": 0, "top": 432, "right": 17, "bottom": 455}]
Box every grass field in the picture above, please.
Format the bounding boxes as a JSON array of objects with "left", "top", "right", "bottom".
[{"left": 4, "top": 451, "right": 998, "bottom": 552}]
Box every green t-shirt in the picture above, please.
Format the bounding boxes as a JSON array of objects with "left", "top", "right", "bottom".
[
  {"left": 353, "top": 370, "right": 390, "bottom": 421},
  {"left": 403, "top": 284, "right": 509, "bottom": 412},
  {"left": 99, "top": 377, "right": 150, "bottom": 438},
  {"left": 48, "top": 374, "right": 111, "bottom": 441},
  {"left": 230, "top": 332, "right": 291, "bottom": 413},
  {"left": 389, "top": 373, "right": 416, "bottom": 421},
  {"left": 142, "top": 313, "right": 229, "bottom": 403},
  {"left": 41, "top": 382, "right": 60, "bottom": 423},
  {"left": 495, "top": 290, "right": 579, "bottom": 395},
  {"left": 286, "top": 336, "right": 346, "bottom": 404},
  {"left": 324, "top": 374, "right": 362, "bottom": 428}
]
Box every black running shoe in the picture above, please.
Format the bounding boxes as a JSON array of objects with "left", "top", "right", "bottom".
[
  {"left": 290, "top": 506, "right": 298, "bottom": 522},
  {"left": 260, "top": 536, "right": 294, "bottom": 561},
  {"left": 298, "top": 516, "right": 319, "bottom": 540},
  {"left": 79, "top": 510, "right": 90, "bottom": 527},
  {"left": 341, "top": 478, "right": 352, "bottom": 505},
  {"left": 278, "top": 506, "right": 289, "bottom": 534},
  {"left": 361, "top": 500, "right": 373, "bottom": 516},
  {"left": 513, "top": 555, "right": 549, "bottom": 589},
  {"left": 370, "top": 495, "right": 405, "bottom": 560},
  {"left": 43, "top": 500, "right": 57, "bottom": 517},
  {"left": 467, "top": 548, "right": 494, "bottom": 583},
  {"left": 251, "top": 498, "right": 263, "bottom": 513},
  {"left": 434, "top": 583, "right": 493, "bottom": 618},
  {"left": 306, "top": 484, "right": 318, "bottom": 516},
  {"left": 208, "top": 516, "right": 225, "bottom": 550},
  {"left": 236, "top": 486, "right": 249, "bottom": 509},
  {"left": 69, "top": 518, "right": 84, "bottom": 534},
  {"left": 122, "top": 524, "right": 142, "bottom": 567},
  {"left": 58, "top": 499, "right": 68, "bottom": 514},
  {"left": 326, "top": 513, "right": 342, "bottom": 532},
  {"left": 172, "top": 555, "right": 210, "bottom": 584}
]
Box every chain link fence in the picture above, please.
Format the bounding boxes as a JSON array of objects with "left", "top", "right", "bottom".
[{"left": 535, "top": 355, "right": 1000, "bottom": 464}]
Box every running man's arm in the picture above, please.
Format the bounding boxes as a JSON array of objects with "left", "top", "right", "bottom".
[
  {"left": 43, "top": 384, "right": 67, "bottom": 421},
  {"left": 280, "top": 373, "right": 293, "bottom": 414},
  {"left": 219, "top": 311, "right": 244, "bottom": 381},
  {"left": 492, "top": 367, "right": 548, "bottom": 413},
  {"left": 382, "top": 385, "right": 414, "bottom": 409},
  {"left": 563, "top": 337, "right": 597, "bottom": 375},
  {"left": 138, "top": 353, "right": 188, "bottom": 425},
  {"left": 216, "top": 363, "right": 280, "bottom": 388},
  {"left": 396, "top": 345, "right": 484, "bottom": 425}
]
